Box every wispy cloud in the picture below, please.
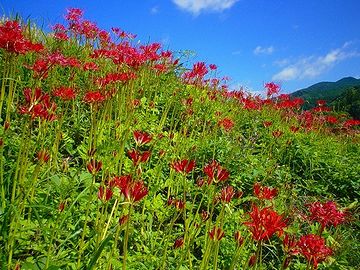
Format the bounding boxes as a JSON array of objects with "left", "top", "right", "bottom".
[
  {"left": 150, "top": 6, "right": 159, "bottom": 15},
  {"left": 253, "top": 46, "right": 274, "bottom": 55},
  {"left": 272, "top": 43, "right": 360, "bottom": 81},
  {"left": 172, "top": 0, "right": 238, "bottom": 15}
]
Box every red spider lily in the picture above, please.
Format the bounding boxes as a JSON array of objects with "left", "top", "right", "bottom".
[
  {"left": 133, "top": 130, "right": 152, "bottom": 146},
  {"left": 209, "top": 64, "right": 217, "bottom": 70},
  {"left": 313, "top": 106, "right": 331, "bottom": 112},
  {"left": 272, "top": 130, "right": 284, "bottom": 138},
  {"left": 86, "top": 159, "right": 102, "bottom": 175},
  {"left": 83, "top": 62, "right": 99, "bottom": 71},
  {"left": 253, "top": 182, "right": 278, "bottom": 200},
  {"left": 120, "top": 180, "right": 148, "bottom": 203},
  {"left": 37, "top": 149, "right": 50, "bottom": 164},
  {"left": 171, "top": 159, "right": 196, "bottom": 174},
  {"left": 265, "top": 82, "right": 280, "bottom": 97},
  {"left": 248, "top": 254, "right": 257, "bottom": 267},
  {"left": 209, "top": 226, "right": 225, "bottom": 241},
  {"left": 173, "top": 237, "right": 184, "bottom": 249},
  {"left": 19, "top": 88, "right": 57, "bottom": 121},
  {"left": 196, "top": 178, "right": 206, "bottom": 188},
  {"left": 119, "top": 214, "right": 129, "bottom": 225},
  {"left": 98, "top": 186, "right": 113, "bottom": 201},
  {"left": 83, "top": 91, "right": 105, "bottom": 103},
  {"left": 343, "top": 119, "right": 360, "bottom": 128},
  {"left": 113, "top": 175, "right": 132, "bottom": 190},
  {"left": 0, "top": 20, "right": 44, "bottom": 54},
  {"left": 58, "top": 201, "right": 65, "bottom": 212},
  {"left": 234, "top": 231, "right": 244, "bottom": 246},
  {"left": 297, "top": 234, "right": 332, "bottom": 269},
  {"left": 203, "top": 160, "right": 230, "bottom": 183},
  {"left": 167, "top": 197, "right": 185, "bottom": 210},
  {"left": 263, "top": 121, "right": 273, "bottom": 128},
  {"left": 218, "top": 118, "right": 234, "bottom": 132},
  {"left": 220, "top": 186, "right": 235, "bottom": 203},
  {"left": 282, "top": 234, "right": 299, "bottom": 255},
  {"left": 200, "top": 210, "right": 210, "bottom": 222},
  {"left": 290, "top": 125, "right": 300, "bottom": 133},
  {"left": 316, "top": 100, "right": 326, "bottom": 107},
  {"left": 307, "top": 201, "right": 346, "bottom": 231},
  {"left": 325, "top": 115, "right": 338, "bottom": 124},
  {"left": 244, "top": 205, "right": 287, "bottom": 241},
  {"left": 127, "top": 149, "right": 151, "bottom": 166},
  {"left": 53, "top": 87, "right": 76, "bottom": 101},
  {"left": 65, "top": 8, "right": 83, "bottom": 21}
]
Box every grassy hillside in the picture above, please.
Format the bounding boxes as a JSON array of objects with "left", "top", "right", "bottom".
[
  {"left": 0, "top": 9, "right": 360, "bottom": 270},
  {"left": 291, "top": 77, "right": 360, "bottom": 109}
]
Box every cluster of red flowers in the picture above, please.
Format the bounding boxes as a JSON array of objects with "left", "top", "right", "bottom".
[
  {"left": 53, "top": 87, "right": 77, "bottom": 101},
  {"left": 297, "top": 234, "right": 332, "bottom": 269},
  {"left": 307, "top": 201, "right": 346, "bottom": 230},
  {"left": 0, "top": 20, "right": 43, "bottom": 54},
  {"left": 133, "top": 130, "right": 152, "bottom": 146},
  {"left": 19, "top": 88, "right": 57, "bottom": 121},
  {"left": 253, "top": 182, "right": 278, "bottom": 200},
  {"left": 171, "top": 159, "right": 196, "bottom": 175},
  {"left": 244, "top": 205, "right": 287, "bottom": 241},
  {"left": 218, "top": 117, "right": 234, "bottom": 132},
  {"left": 98, "top": 175, "right": 148, "bottom": 203},
  {"left": 209, "top": 226, "right": 225, "bottom": 241},
  {"left": 203, "top": 160, "right": 230, "bottom": 184}
]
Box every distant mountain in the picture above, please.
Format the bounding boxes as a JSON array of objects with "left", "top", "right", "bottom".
[{"left": 290, "top": 77, "right": 360, "bottom": 109}]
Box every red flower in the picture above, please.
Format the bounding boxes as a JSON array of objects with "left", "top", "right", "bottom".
[
  {"left": 307, "top": 201, "right": 346, "bottom": 230},
  {"left": 326, "top": 115, "right": 338, "bottom": 124},
  {"left": 83, "top": 91, "right": 105, "bottom": 103},
  {"left": 37, "top": 149, "right": 50, "bottom": 164},
  {"left": 98, "top": 186, "right": 113, "bottom": 201},
  {"left": 121, "top": 180, "right": 148, "bottom": 203},
  {"left": 119, "top": 214, "right": 129, "bottom": 225},
  {"left": 173, "top": 237, "right": 184, "bottom": 249},
  {"left": 244, "top": 205, "right": 287, "bottom": 241},
  {"left": 282, "top": 234, "right": 299, "bottom": 255},
  {"left": 83, "top": 62, "right": 99, "bottom": 71},
  {"left": 0, "top": 20, "right": 44, "bottom": 54},
  {"left": 316, "top": 100, "right": 326, "bottom": 107},
  {"left": 203, "top": 160, "right": 229, "bottom": 183},
  {"left": 234, "top": 231, "right": 244, "bottom": 246},
  {"left": 200, "top": 210, "right": 210, "bottom": 221},
  {"left": 171, "top": 159, "right": 196, "bottom": 174},
  {"left": 53, "top": 87, "right": 76, "bottom": 101},
  {"left": 263, "top": 121, "right": 273, "bottom": 128},
  {"left": 253, "top": 182, "right": 278, "bottom": 200},
  {"left": 133, "top": 130, "right": 152, "bottom": 146},
  {"left": 127, "top": 149, "right": 151, "bottom": 166},
  {"left": 218, "top": 118, "right": 234, "bottom": 132},
  {"left": 65, "top": 8, "right": 83, "bottom": 21},
  {"left": 86, "top": 159, "right": 102, "bottom": 175},
  {"left": 265, "top": 82, "right": 280, "bottom": 97},
  {"left": 209, "top": 64, "right": 217, "bottom": 70},
  {"left": 220, "top": 186, "right": 235, "bottom": 203},
  {"left": 272, "top": 130, "right": 283, "bottom": 138},
  {"left": 19, "top": 88, "right": 57, "bottom": 121},
  {"left": 209, "top": 226, "right": 225, "bottom": 241},
  {"left": 297, "top": 234, "right": 332, "bottom": 269}
]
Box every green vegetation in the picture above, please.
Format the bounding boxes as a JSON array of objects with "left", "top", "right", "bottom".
[{"left": 0, "top": 9, "right": 359, "bottom": 270}]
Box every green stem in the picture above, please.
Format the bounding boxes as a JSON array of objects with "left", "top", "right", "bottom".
[{"left": 122, "top": 203, "right": 132, "bottom": 270}]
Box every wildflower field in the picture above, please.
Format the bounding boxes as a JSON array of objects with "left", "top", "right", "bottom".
[{"left": 0, "top": 8, "right": 359, "bottom": 270}]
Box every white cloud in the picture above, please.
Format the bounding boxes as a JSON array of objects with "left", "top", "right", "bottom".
[
  {"left": 150, "top": 6, "right": 159, "bottom": 14},
  {"left": 272, "top": 43, "right": 360, "bottom": 81},
  {"left": 172, "top": 0, "right": 238, "bottom": 15},
  {"left": 253, "top": 46, "right": 274, "bottom": 55}
]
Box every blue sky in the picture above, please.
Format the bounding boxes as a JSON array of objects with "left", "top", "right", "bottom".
[{"left": 1, "top": 0, "right": 360, "bottom": 94}]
